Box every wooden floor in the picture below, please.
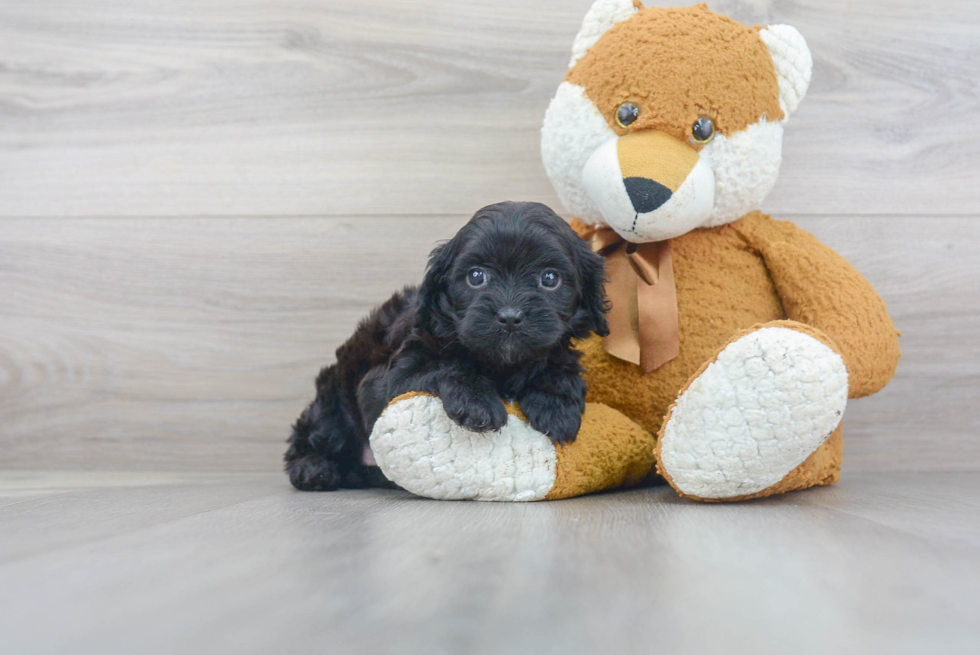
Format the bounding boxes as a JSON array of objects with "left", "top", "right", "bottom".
[{"left": 1, "top": 471, "right": 978, "bottom": 654}]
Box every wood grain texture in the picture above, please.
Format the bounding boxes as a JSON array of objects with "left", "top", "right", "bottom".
[
  {"left": 1, "top": 214, "right": 977, "bottom": 472},
  {"left": 0, "top": 215, "right": 465, "bottom": 470},
  {"left": 1, "top": 471, "right": 979, "bottom": 655},
  {"left": 0, "top": 0, "right": 976, "bottom": 473},
  {"left": 0, "top": 0, "right": 977, "bottom": 217}
]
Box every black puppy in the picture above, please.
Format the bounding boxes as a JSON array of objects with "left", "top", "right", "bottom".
[{"left": 285, "top": 201, "right": 609, "bottom": 491}]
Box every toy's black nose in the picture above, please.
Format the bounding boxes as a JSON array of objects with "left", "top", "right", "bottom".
[
  {"left": 624, "top": 177, "right": 672, "bottom": 213},
  {"left": 496, "top": 307, "right": 525, "bottom": 331}
]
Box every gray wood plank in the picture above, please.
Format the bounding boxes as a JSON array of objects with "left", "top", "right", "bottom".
[
  {"left": 0, "top": 471, "right": 978, "bottom": 655},
  {"left": 0, "top": 472, "right": 283, "bottom": 562},
  {"left": 1, "top": 214, "right": 977, "bottom": 472},
  {"left": 801, "top": 472, "right": 980, "bottom": 548},
  {"left": 0, "top": 215, "right": 465, "bottom": 470},
  {"left": 0, "top": 0, "right": 977, "bottom": 218}
]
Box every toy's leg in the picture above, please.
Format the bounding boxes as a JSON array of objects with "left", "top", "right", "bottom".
[
  {"left": 546, "top": 403, "right": 656, "bottom": 499},
  {"left": 370, "top": 393, "right": 655, "bottom": 501},
  {"left": 656, "top": 320, "right": 847, "bottom": 501}
]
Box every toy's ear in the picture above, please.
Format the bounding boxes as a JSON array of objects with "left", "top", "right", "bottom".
[
  {"left": 759, "top": 24, "right": 813, "bottom": 118},
  {"left": 569, "top": 0, "right": 642, "bottom": 68}
]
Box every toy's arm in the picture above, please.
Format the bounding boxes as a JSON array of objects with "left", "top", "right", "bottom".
[{"left": 731, "top": 212, "right": 901, "bottom": 398}]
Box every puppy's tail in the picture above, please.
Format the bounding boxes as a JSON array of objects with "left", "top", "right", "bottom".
[{"left": 284, "top": 364, "right": 366, "bottom": 491}]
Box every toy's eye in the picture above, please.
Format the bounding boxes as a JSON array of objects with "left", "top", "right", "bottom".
[
  {"left": 616, "top": 102, "right": 640, "bottom": 129},
  {"left": 691, "top": 116, "right": 716, "bottom": 144},
  {"left": 539, "top": 270, "right": 561, "bottom": 290},
  {"left": 466, "top": 268, "right": 488, "bottom": 289}
]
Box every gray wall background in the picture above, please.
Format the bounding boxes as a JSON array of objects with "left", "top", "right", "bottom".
[{"left": 1, "top": 0, "right": 977, "bottom": 472}]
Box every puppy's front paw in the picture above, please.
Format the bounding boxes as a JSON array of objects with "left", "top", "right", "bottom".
[
  {"left": 520, "top": 392, "right": 583, "bottom": 444},
  {"left": 441, "top": 387, "right": 508, "bottom": 433}
]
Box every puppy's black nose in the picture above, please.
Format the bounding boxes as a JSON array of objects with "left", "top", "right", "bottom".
[
  {"left": 496, "top": 307, "right": 524, "bottom": 331},
  {"left": 624, "top": 177, "right": 672, "bottom": 213}
]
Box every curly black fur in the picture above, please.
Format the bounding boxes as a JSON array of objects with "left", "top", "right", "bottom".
[{"left": 285, "top": 201, "right": 609, "bottom": 491}]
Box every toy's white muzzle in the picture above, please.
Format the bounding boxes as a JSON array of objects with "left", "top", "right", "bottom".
[{"left": 582, "top": 131, "right": 715, "bottom": 242}]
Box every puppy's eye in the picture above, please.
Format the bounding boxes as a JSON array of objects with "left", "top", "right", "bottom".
[
  {"left": 691, "top": 116, "right": 716, "bottom": 144},
  {"left": 466, "top": 268, "right": 488, "bottom": 289},
  {"left": 539, "top": 270, "right": 561, "bottom": 290},
  {"left": 616, "top": 102, "right": 640, "bottom": 129}
]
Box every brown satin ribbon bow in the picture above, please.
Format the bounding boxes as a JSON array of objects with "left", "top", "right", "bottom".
[{"left": 579, "top": 224, "right": 680, "bottom": 373}]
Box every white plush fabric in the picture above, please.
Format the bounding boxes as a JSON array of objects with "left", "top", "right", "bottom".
[
  {"left": 541, "top": 81, "right": 617, "bottom": 225},
  {"left": 700, "top": 119, "right": 784, "bottom": 227},
  {"left": 760, "top": 25, "right": 813, "bottom": 118},
  {"left": 544, "top": 14, "right": 808, "bottom": 233},
  {"left": 581, "top": 136, "right": 716, "bottom": 242},
  {"left": 370, "top": 395, "right": 557, "bottom": 502},
  {"left": 546, "top": 89, "right": 784, "bottom": 235},
  {"left": 569, "top": 0, "right": 639, "bottom": 68},
  {"left": 658, "top": 328, "right": 848, "bottom": 499}
]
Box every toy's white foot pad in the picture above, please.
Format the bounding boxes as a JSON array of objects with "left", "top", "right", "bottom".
[
  {"left": 659, "top": 327, "right": 848, "bottom": 499},
  {"left": 370, "top": 395, "right": 556, "bottom": 501}
]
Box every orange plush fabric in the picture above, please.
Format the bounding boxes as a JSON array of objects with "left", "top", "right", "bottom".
[
  {"left": 730, "top": 214, "right": 902, "bottom": 398},
  {"left": 567, "top": 4, "right": 784, "bottom": 142},
  {"left": 546, "top": 403, "right": 657, "bottom": 500},
  {"left": 542, "top": 3, "right": 901, "bottom": 500},
  {"left": 573, "top": 213, "right": 779, "bottom": 436},
  {"left": 573, "top": 212, "right": 900, "bottom": 438}
]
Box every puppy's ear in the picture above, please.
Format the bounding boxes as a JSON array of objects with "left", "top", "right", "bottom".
[
  {"left": 568, "top": 232, "right": 610, "bottom": 339},
  {"left": 416, "top": 237, "right": 460, "bottom": 340}
]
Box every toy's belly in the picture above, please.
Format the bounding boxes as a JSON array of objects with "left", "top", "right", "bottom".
[{"left": 578, "top": 223, "right": 784, "bottom": 436}]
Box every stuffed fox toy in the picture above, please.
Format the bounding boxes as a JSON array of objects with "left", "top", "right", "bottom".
[{"left": 368, "top": 1, "right": 901, "bottom": 502}]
